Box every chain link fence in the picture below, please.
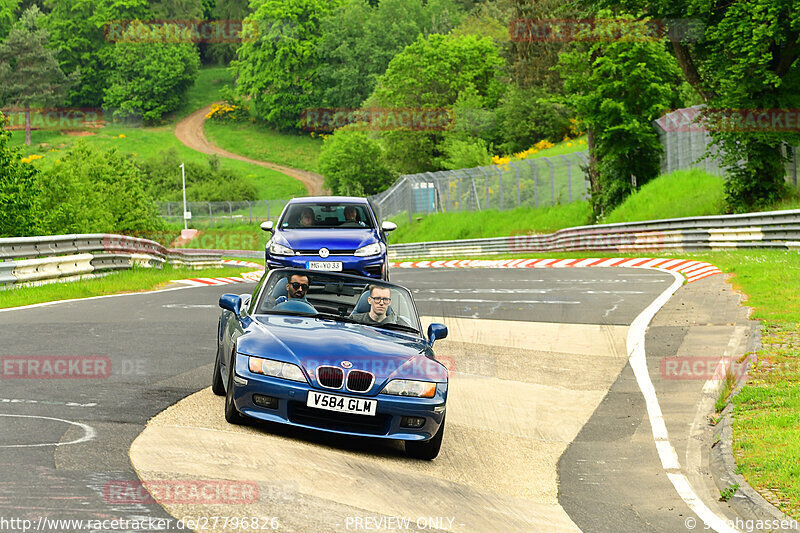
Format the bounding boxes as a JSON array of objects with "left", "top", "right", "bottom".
[
  {"left": 156, "top": 199, "right": 290, "bottom": 227},
  {"left": 655, "top": 105, "right": 800, "bottom": 188},
  {"left": 368, "top": 151, "right": 590, "bottom": 222}
]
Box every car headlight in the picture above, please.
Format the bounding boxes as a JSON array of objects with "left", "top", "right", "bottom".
[
  {"left": 354, "top": 242, "right": 383, "bottom": 257},
  {"left": 248, "top": 356, "right": 307, "bottom": 382},
  {"left": 268, "top": 241, "right": 294, "bottom": 256},
  {"left": 381, "top": 379, "right": 437, "bottom": 398}
]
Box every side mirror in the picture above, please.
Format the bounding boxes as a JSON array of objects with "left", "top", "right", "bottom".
[
  {"left": 219, "top": 294, "right": 242, "bottom": 318},
  {"left": 381, "top": 221, "right": 397, "bottom": 232},
  {"left": 260, "top": 221, "right": 274, "bottom": 232},
  {"left": 427, "top": 323, "right": 448, "bottom": 346}
]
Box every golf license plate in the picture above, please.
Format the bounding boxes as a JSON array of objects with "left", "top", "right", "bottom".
[
  {"left": 307, "top": 391, "right": 377, "bottom": 416},
  {"left": 306, "top": 261, "right": 343, "bottom": 271}
]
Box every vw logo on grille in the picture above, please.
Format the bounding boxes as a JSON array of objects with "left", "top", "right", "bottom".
[
  {"left": 319, "top": 248, "right": 330, "bottom": 258},
  {"left": 341, "top": 360, "right": 353, "bottom": 369}
]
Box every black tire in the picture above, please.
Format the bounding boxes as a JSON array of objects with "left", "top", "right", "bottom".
[
  {"left": 211, "top": 342, "right": 225, "bottom": 396},
  {"left": 224, "top": 355, "right": 248, "bottom": 425},
  {"left": 405, "top": 415, "right": 445, "bottom": 460}
]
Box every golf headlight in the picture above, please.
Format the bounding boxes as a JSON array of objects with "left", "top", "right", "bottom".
[
  {"left": 354, "top": 242, "right": 383, "bottom": 257},
  {"left": 248, "top": 356, "right": 306, "bottom": 382},
  {"left": 268, "top": 241, "right": 294, "bottom": 256},
  {"left": 381, "top": 379, "right": 437, "bottom": 398}
]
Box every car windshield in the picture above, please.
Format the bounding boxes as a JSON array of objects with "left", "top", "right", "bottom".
[
  {"left": 254, "top": 269, "right": 420, "bottom": 334},
  {"left": 279, "top": 203, "right": 374, "bottom": 229}
]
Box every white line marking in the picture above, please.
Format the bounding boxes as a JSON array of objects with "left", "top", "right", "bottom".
[
  {"left": 0, "top": 414, "right": 96, "bottom": 448},
  {"left": 628, "top": 268, "right": 737, "bottom": 533}
]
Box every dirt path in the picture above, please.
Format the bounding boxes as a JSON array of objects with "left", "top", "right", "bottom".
[{"left": 174, "top": 104, "right": 325, "bottom": 196}]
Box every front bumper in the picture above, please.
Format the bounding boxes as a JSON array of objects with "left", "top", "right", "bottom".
[
  {"left": 230, "top": 355, "right": 446, "bottom": 441},
  {"left": 265, "top": 253, "right": 386, "bottom": 279}
]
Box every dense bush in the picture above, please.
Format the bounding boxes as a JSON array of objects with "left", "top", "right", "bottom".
[
  {"left": 137, "top": 149, "right": 258, "bottom": 202},
  {"left": 0, "top": 112, "right": 41, "bottom": 237},
  {"left": 103, "top": 22, "right": 200, "bottom": 124},
  {"left": 496, "top": 85, "right": 572, "bottom": 154},
  {"left": 318, "top": 128, "right": 396, "bottom": 195},
  {"left": 37, "top": 141, "right": 165, "bottom": 235}
]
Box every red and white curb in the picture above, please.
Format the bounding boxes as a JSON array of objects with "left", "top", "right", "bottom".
[
  {"left": 173, "top": 270, "right": 264, "bottom": 287},
  {"left": 389, "top": 257, "right": 722, "bottom": 283},
  {"left": 221, "top": 259, "right": 265, "bottom": 269}
]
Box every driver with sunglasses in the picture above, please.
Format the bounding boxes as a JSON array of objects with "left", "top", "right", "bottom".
[{"left": 285, "top": 273, "right": 311, "bottom": 300}]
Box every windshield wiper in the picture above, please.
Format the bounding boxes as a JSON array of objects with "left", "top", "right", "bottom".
[
  {"left": 373, "top": 323, "right": 420, "bottom": 334},
  {"left": 314, "top": 313, "right": 359, "bottom": 323}
]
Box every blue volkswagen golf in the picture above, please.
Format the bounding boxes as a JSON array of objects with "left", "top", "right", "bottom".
[{"left": 261, "top": 197, "right": 396, "bottom": 280}]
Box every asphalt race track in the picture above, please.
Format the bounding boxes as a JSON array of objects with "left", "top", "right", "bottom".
[{"left": 0, "top": 267, "right": 755, "bottom": 532}]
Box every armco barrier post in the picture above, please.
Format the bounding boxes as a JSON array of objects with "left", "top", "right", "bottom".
[{"left": 0, "top": 261, "right": 16, "bottom": 285}]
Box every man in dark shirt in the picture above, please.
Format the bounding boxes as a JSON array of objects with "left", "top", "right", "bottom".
[{"left": 352, "top": 285, "right": 410, "bottom": 327}]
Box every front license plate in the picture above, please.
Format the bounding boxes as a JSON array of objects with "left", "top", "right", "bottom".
[
  {"left": 307, "top": 391, "right": 377, "bottom": 416},
  {"left": 306, "top": 261, "right": 343, "bottom": 271}
]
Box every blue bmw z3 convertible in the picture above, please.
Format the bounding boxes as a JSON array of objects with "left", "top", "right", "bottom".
[
  {"left": 213, "top": 267, "right": 449, "bottom": 459},
  {"left": 260, "top": 196, "right": 397, "bottom": 280}
]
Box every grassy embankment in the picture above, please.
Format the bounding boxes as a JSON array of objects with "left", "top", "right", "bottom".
[{"left": 9, "top": 67, "right": 306, "bottom": 200}]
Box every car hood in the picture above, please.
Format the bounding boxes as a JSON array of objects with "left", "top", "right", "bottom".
[
  {"left": 238, "top": 315, "right": 447, "bottom": 388},
  {"left": 272, "top": 229, "right": 378, "bottom": 251}
]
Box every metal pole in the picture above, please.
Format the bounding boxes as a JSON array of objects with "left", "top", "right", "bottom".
[
  {"left": 545, "top": 158, "right": 555, "bottom": 205},
  {"left": 180, "top": 163, "right": 187, "bottom": 231},
  {"left": 497, "top": 166, "right": 504, "bottom": 210},
  {"left": 525, "top": 159, "right": 538, "bottom": 208},
  {"left": 561, "top": 155, "right": 572, "bottom": 202},
  {"left": 248, "top": 201, "right": 252, "bottom": 223},
  {"left": 509, "top": 161, "right": 521, "bottom": 207},
  {"left": 208, "top": 202, "right": 213, "bottom": 227}
]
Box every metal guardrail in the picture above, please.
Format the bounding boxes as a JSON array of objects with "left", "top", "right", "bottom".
[
  {"left": 0, "top": 234, "right": 224, "bottom": 286},
  {"left": 387, "top": 209, "right": 800, "bottom": 259}
]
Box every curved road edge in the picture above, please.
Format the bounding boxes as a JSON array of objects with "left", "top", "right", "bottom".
[{"left": 174, "top": 104, "right": 325, "bottom": 196}]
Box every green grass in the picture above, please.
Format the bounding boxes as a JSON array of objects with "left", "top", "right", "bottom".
[
  {"left": 10, "top": 124, "right": 306, "bottom": 201},
  {"left": 0, "top": 265, "right": 250, "bottom": 309},
  {"left": 602, "top": 169, "right": 725, "bottom": 224},
  {"left": 523, "top": 135, "right": 588, "bottom": 159},
  {"left": 388, "top": 202, "right": 592, "bottom": 244},
  {"left": 170, "top": 66, "right": 235, "bottom": 121},
  {"left": 204, "top": 120, "right": 323, "bottom": 173}
]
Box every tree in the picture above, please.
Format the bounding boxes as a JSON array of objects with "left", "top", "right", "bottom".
[
  {"left": 37, "top": 141, "right": 165, "bottom": 235},
  {"left": 557, "top": 14, "right": 683, "bottom": 217},
  {"left": 507, "top": 0, "right": 581, "bottom": 93},
  {"left": 316, "top": 0, "right": 466, "bottom": 109},
  {"left": 232, "top": 0, "right": 341, "bottom": 130},
  {"left": 318, "top": 129, "right": 396, "bottom": 195},
  {"left": 593, "top": 0, "right": 800, "bottom": 211},
  {"left": 368, "top": 33, "right": 505, "bottom": 174},
  {"left": 43, "top": 0, "right": 149, "bottom": 108},
  {"left": 0, "top": 6, "right": 78, "bottom": 145},
  {"left": 0, "top": 111, "right": 41, "bottom": 237},
  {"left": 103, "top": 22, "right": 200, "bottom": 124},
  {"left": 0, "top": 0, "right": 20, "bottom": 40},
  {"left": 206, "top": 0, "right": 251, "bottom": 64}
]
